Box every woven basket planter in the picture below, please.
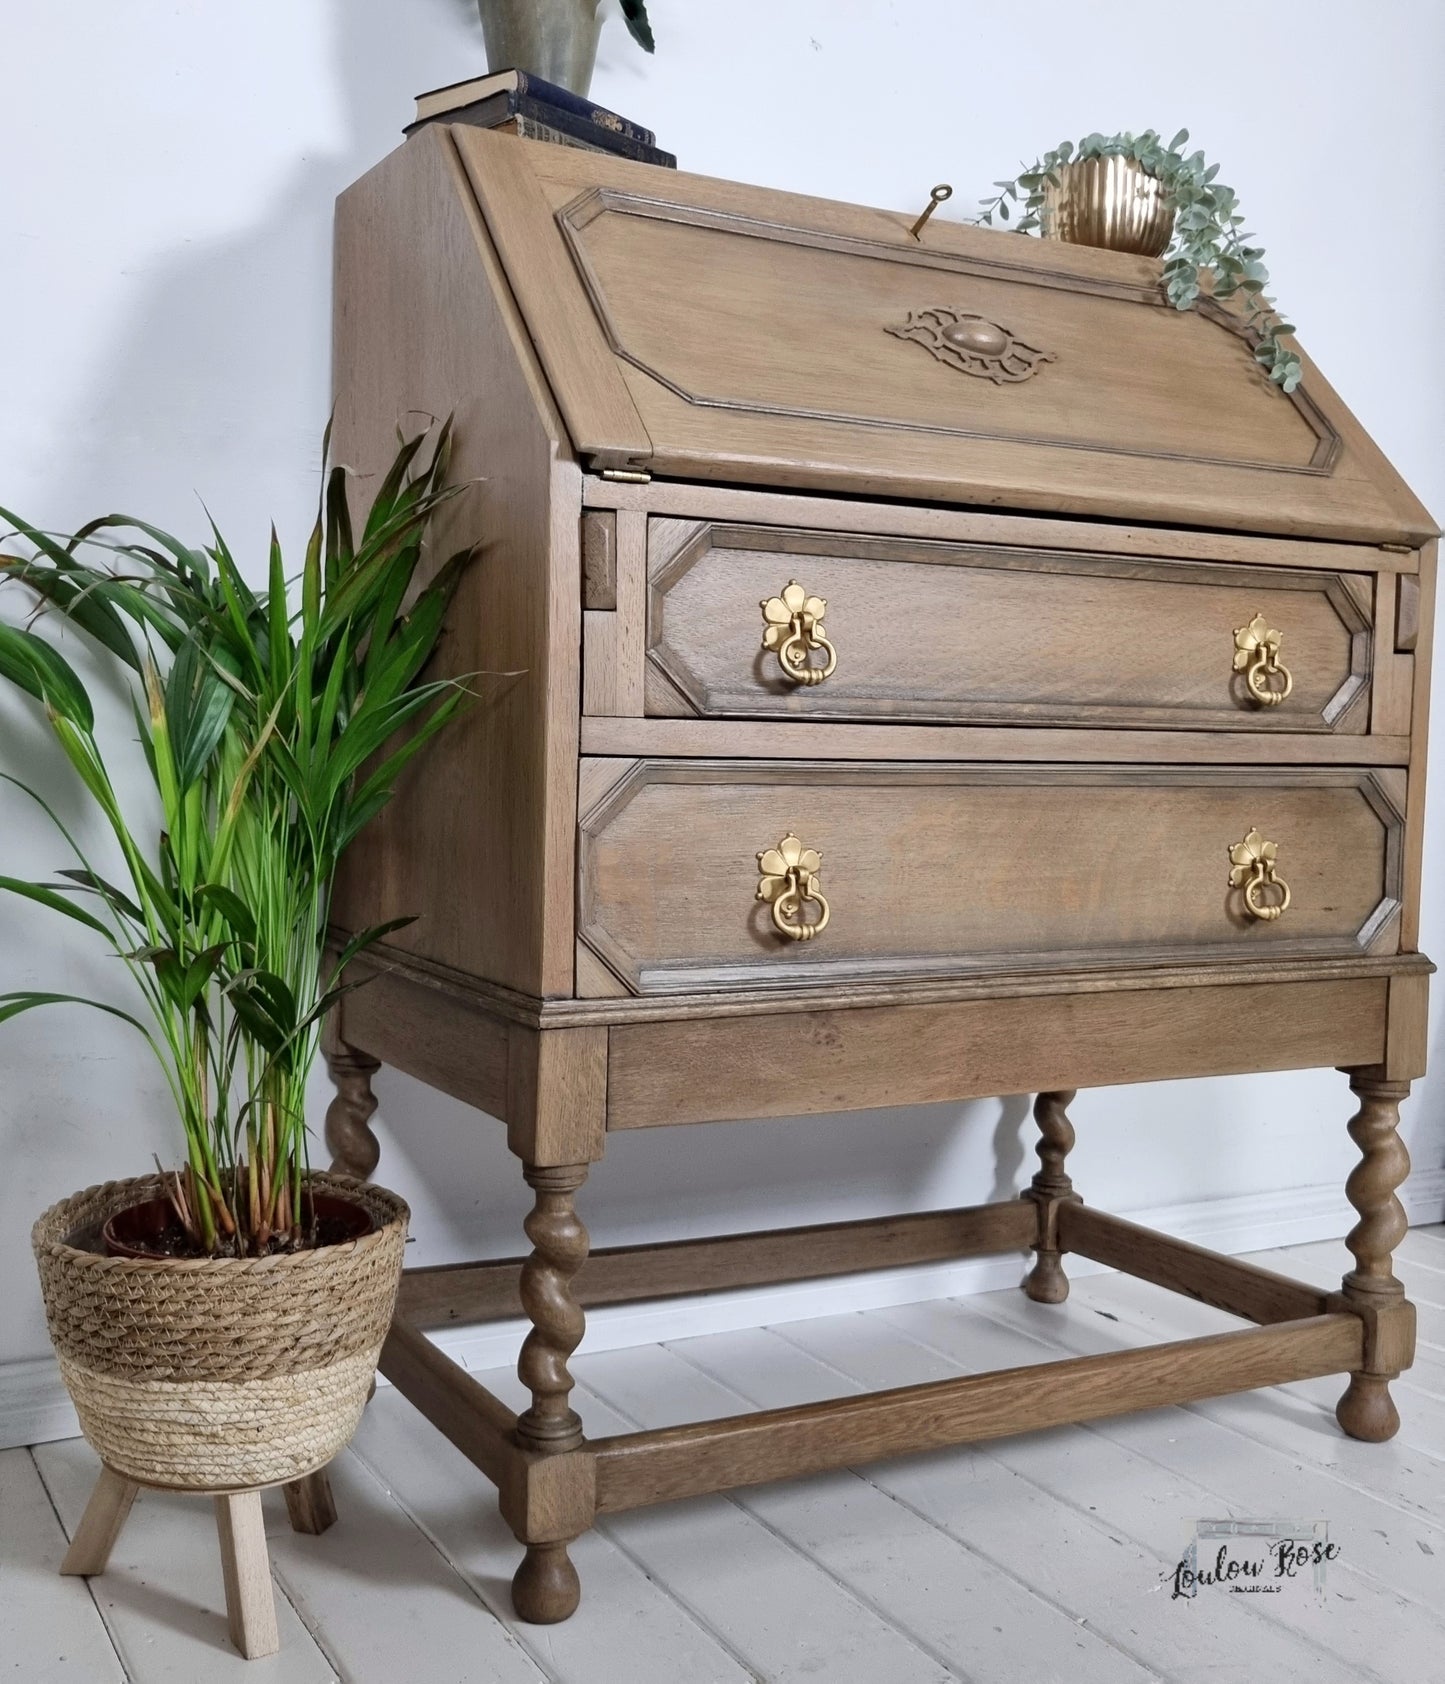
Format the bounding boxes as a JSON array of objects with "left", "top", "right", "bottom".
[{"left": 32, "top": 1173, "right": 408, "bottom": 1491}]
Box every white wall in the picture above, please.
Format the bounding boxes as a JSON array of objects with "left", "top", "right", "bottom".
[{"left": 4, "top": 1, "right": 1444, "bottom": 1394}]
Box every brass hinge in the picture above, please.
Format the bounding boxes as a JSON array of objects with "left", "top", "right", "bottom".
[{"left": 600, "top": 467, "right": 652, "bottom": 484}]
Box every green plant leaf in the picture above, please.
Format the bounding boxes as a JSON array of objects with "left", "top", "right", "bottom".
[
  {"left": 0, "top": 991, "right": 154, "bottom": 1039},
  {"left": 55, "top": 868, "right": 146, "bottom": 925},
  {"left": 0, "top": 876, "right": 113, "bottom": 937},
  {"left": 0, "top": 623, "right": 95, "bottom": 730},
  {"left": 195, "top": 883, "right": 258, "bottom": 945}
]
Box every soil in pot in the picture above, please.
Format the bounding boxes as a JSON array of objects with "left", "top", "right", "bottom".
[{"left": 99, "top": 1189, "right": 375, "bottom": 1260}]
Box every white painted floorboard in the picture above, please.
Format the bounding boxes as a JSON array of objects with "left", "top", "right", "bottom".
[
  {"left": 6, "top": 1230, "right": 1445, "bottom": 1683},
  {"left": 0, "top": 1448, "right": 125, "bottom": 1683}
]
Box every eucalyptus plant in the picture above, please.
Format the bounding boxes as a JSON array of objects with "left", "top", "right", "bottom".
[
  {"left": 979, "top": 129, "right": 1302, "bottom": 393},
  {"left": 0, "top": 426, "right": 472, "bottom": 1254}
]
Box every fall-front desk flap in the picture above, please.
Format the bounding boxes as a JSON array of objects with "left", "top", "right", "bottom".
[{"left": 449, "top": 126, "right": 1431, "bottom": 545}]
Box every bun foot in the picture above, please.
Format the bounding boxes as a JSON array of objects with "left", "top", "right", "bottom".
[
  {"left": 1024, "top": 1253, "right": 1070, "bottom": 1304},
  {"left": 1336, "top": 1373, "right": 1400, "bottom": 1442},
  {"left": 512, "top": 1541, "right": 581, "bottom": 1624}
]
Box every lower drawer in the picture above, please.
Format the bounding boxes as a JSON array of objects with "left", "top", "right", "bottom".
[{"left": 575, "top": 760, "right": 1403, "bottom": 994}]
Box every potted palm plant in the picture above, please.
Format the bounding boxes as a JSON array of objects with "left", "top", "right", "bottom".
[{"left": 2, "top": 426, "right": 471, "bottom": 1493}]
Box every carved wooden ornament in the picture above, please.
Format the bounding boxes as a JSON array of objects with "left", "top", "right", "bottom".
[{"left": 887, "top": 306, "right": 1056, "bottom": 383}]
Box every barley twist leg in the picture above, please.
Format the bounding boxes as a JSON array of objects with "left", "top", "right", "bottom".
[
  {"left": 1023, "top": 1088, "right": 1081, "bottom": 1304},
  {"left": 512, "top": 1163, "right": 589, "bottom": 1623},
  {"left": 322, "top": 1034, "right": 381, "bottom": 1181},
  {"left": 1336, "top": 1075, "right": 1413, "bottom": 1443}
]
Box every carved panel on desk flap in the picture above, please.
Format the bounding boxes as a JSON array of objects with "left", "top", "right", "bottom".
[
  {"left": 644, "top": 520, "right": 1373, "bottom": 731},
  {"left": 576, "top": 760, "right": 1404, "bottom": 996},
  {"left": 886, "top": 307, "right": 1055, "bottom": 384},
  {"left": 556, "top": 187, "right": 1340, "bottom": 474}
]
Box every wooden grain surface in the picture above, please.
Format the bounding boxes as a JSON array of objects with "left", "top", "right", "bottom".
[
  {"left": 578, "top": 715, "right": 1412, "bottom": 764},
  {"left": 591, "top": 1314, "right": 1363, "bottom": 1511},
  {"left": 605, "top": 976, "right": 1388, "bottom": 1127},
  {"left": 1402, "top": 539, "right": 1438, "bottom": 950},
  {"left": 468, "top": 134, "right": 1436, "bottom": 543},
  {"left": 586, "top": 475, "right": 1422, "bottom": 571},
  {"left": 1059, "top": 1204, "right": 1330, "bottom": 1324},
  {"left": 379, "top": 1317, "right": 520, "bottom": 1491},
  {"left": 578, "top": 759, "right": 1402, "bottom": 995},
  {"left": 330, "top": 126, "right": 581, "bottom": 997},
  {"left": 397, "top": 1200, "right": 1038, "bottom": 1328},
  {"left": 641, "top": 520, "right": 1371, "bottom": 731}
]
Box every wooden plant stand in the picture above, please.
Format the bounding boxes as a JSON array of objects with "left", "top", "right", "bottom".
[{"left": 61, "top": 1464, "right": 336, "bottom": 1660}]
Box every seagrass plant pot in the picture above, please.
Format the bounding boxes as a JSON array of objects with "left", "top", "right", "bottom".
[{"left": 32, "top": 1173, "right": 408, "bottom": 1491}]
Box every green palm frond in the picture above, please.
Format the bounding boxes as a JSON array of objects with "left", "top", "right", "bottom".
[{"left": 0, "top": 422, "right": 474, "bottom": 1254}]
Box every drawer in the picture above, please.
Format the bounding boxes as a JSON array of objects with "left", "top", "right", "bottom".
[
  {"left": 645, "top": 522, "right": 1373, "bottom": 732},
  {"left": 576, "top": 761, "right": 1403, "bottom": 995}
]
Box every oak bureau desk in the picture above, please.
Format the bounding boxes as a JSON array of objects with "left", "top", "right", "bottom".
[{"left": 324, "top": 125, "right": 1437, "bottom": 1623}]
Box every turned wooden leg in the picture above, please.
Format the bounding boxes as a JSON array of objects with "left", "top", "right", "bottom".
[
  {"left": 214, "top": 1490, "right": 279, "bottom": 1659},
  {"left": 1336, "top": 1073, "right": 1414, "bottom": 1443},
  {"left": 511, "top": 1162, "right": 589, "bottom": 1624},
  {"left": 1022, "top": 1089, "right": 1081, "bottom": 1304},
  {"left": 282, "top": 1466, "right": 337, "bottom": 1535},
  {"left": 323, "top": 1023, "right": 381, "bottom": 1180},
  {"left": 60, "top": 1466, "right": 139, "bottom": 1576}
]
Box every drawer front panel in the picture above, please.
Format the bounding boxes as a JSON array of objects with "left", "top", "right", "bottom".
[
  {"left": 646, "top": 522, "right": 1372, "bottom": 732},
  {"left": 577, "top": 761, "right": 1402, "bottom": 995}
]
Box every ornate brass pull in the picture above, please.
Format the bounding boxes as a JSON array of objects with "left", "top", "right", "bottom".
[
  {"left": 1228, "top": 829, "right": 1291, "bottom": 922},
  {"left": 1233, "top": 612, "right": 1293, "bottom": 707},
  {"left": 756, "top": 834, "right": 830, "bottom": 942},
  {"left": 761, "top": 581, "right": 837, "bottom": 687}
]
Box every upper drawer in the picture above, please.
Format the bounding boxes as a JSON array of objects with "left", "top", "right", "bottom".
[
  {"left": 645, "top": 520, "right": 1373, "bottom": 733},
  {"left": 453, "top": 128, "right": 1435, "bottom": 543}
]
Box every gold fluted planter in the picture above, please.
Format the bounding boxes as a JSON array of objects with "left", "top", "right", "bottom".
[{"left": 1041, "top": 156, "right": 1175, "bottom": 258}]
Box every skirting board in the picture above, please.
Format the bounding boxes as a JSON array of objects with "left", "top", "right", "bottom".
[{"left": 5, "top": 1170, "right": 1444, "bottom": 1451}]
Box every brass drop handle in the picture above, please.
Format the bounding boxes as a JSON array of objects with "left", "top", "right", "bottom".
[
  {"left": 756, "top": 834, "right": 830, "bottom": 942},
  {"left": 1228, "top": 828, "right": 1291, "bottom": 922},
  {"left": 761, "top": 581, "right": 837, "bottom": 687},
  {"left": 1234, "top": 612, "right": 1293, "bottom": 707}
]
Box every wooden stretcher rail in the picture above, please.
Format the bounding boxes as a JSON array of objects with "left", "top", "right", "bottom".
[
  {"left": 590, "top": 1314, "right": 1363, "bottom": 1512},
  {"left": 396, "top": 1199, "right": 1038, "bottom": 1329},
  {"left": 1059, "top": 1204, "right": 1332, "bottom": 1325},
  {"left": 378, "top": 1317, "right": 520, "bottom": 1488}
]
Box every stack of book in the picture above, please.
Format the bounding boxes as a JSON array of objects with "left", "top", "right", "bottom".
[{"left": 407, "top": 70, "right": 675, "bottom": 168}]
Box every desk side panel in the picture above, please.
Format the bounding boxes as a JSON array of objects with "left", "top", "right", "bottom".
[{"left": 331, "top": 130, "right": 581, "bottom": 996}]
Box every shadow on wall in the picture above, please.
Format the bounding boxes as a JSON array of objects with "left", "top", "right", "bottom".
[
  {"left": 25, "top": 0, "right": 1042, "bottom": 1272},
  {"left": 37, "top": 0, "right": 483, "bottom": 541},
  {"left": 372, "top": 1065, "right": 1039, "bottom": 1270}
]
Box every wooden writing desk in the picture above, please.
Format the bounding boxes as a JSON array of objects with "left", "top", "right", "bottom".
[{"left": 325, "top": 126, "right": 1435, "bottom": 1622}]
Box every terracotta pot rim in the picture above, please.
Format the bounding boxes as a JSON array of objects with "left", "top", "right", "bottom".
[
  {"left": 100, "top": 1186, "right": 378, "bottom": 1261},
  {"left": 32, "top": 1172, "right": 408, "bottom": 1275}
]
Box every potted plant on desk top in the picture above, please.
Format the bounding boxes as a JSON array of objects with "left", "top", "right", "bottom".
[
  {"left": 476, "top": 0, "right": 655, "bottom": 95},
  {"left": 0, "top": 424, "right": 472, "bottom": 1494},
  {"left": 979, "top": 128, "right": 1303, "bottom": 395}
]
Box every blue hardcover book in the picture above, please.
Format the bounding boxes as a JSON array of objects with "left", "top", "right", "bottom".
[
  {"left": 414, "top": 68, "right": 655, "bottom": 147},
  {"left": 407, "top": 90, "right": 676, "bottom": 168}
]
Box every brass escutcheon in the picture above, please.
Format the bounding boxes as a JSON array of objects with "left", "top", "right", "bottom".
[
  {"left": 1228, "top": 828, "right": 1291, "bottom": 922},
  {"left": 756, "top": 834, "right": 830, "bottom": 942},
  {"left": 761, "top": 581, "right": 837, "bottom": 687},
  {"left": 1233, "top": 612, "right": 1293, "bottom": 707}
]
